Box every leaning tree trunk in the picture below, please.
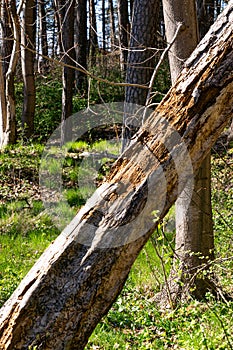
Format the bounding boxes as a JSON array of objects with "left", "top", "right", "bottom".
[
  {"left": 161, "top": 0, "right": 215, "bottom": 305},
  {"left": 0, "top": 4, "right": 233, "bottom": 349}
]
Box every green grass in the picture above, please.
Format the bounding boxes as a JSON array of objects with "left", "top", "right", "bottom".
[
  {"left": 0, "top": 201, "right": 59, "bottom": 306},
  {"left": 1, "top": 67, "right": 233, "bottom": 348},
  {"left": 87, "top": 291, "right": 233, "bottom": 349},
  {"left": 1, "top": 142, "right": 233, "bottom": 349}
]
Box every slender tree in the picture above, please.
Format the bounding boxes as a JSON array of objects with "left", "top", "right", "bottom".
[
  {"left": 108, "top": 0, "right": 116, "bottom": 50},
  {"left": 161, "top": 0, "right": 216, "bottom": 305},
  {"left": 102, "top": 0, "right": 106, "bottom": 50},
  {"left": 21, "top": 0, "right": 36, "bottom": 138},
  {"left": 57, "top": 0, "right": 75, "bottom": 143},
  {"left": 118, "top": 0, "right": 130, "bottom": 72},
  {"left": 89, "top": 0, "right": 98, "bottom": 66},
  {"left": 75, "top": 0, "right": 88, "bottom": 92},
  {"left": 122, "top": 0, "right": 160, "bottom": 150},
  {"left": 129, "top": 0, "right": 134, "bottom": 20},
  {"left": 0, "top": 0, "right": 19, "bottom": 147},
  {"left": 54, "top": 0, "right": 62, "bottom": 55},
  {"left": 38, "top": 0, "right": 49, "bottom": 68}
]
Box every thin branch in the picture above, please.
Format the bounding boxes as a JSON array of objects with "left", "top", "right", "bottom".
[
  {"left": 18, "top": 40, "right": 150, "bottom": 89},
  {"left": 145, "top": 22, "right": 184, "bottom": 110}
]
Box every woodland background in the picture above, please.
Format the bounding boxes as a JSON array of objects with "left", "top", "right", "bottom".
[{"left": 0, "top": 0, "right": 233, "bottom": 349}]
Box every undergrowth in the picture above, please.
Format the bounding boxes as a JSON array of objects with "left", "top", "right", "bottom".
[{"left": 0, "top": 67, "right": 232, "bottom": 349}]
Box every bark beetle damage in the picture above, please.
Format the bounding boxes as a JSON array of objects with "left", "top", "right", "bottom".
[
  {"left": 107, "top": 156, "right": 146, "bottom": 187},
  {"left": 81, "top": 208, "right": 103, "bottom": 227},
  {"left": 155, "top": 33, "right": 233, "bottom": 138}
]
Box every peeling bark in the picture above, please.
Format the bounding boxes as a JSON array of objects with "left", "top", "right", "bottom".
[{"left": 0, "top": 3, "right": 233, "bottom": 349}]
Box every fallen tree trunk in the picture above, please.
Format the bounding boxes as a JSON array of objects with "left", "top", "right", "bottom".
[{"left": 1, "top": 3, "right": 233, "bottom": 349}]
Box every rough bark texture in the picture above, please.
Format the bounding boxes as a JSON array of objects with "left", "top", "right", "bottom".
[
  {"left": 21, "top": 0, "right": 36, "bottom": 138},
  {"left": 75, "top": 0, "right": 88, "bottom": 92},
  {"left": 162, "top": 0, "right": 215, "bottom": 304},
  {"left": 0, "top": 4, "right": 233, "bottom": 349},
  {"left": 125, "top": 0, "right": 160, "bottom": 105},
  {"left": 122, "top": 0, "right": 160, "bottom": 150},
  {"left": 0, "top": 0, "right": 19, "bottom": 147},
  {"left": 89, "top": 0, "right": 98, "bottom": 65},
  {"left": 57, "top": 0, "right": 75, "bottom": 143}
]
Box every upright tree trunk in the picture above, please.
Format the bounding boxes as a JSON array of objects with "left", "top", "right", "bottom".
[
  {"left": 57, "top": 0, "right": 75, "bottom": 143},
  {"left": 129, "top": 0, "right": 134, "bottom": 21},
  {"left": 118, "top": 0, "right": 130, "bottom": 72},
  {"left": 89, "top": 0, "right": 98, "bottom": 66},
  {"left": 196, "top": 0, "right": 216, "bottom": 38},
  {"left": 0, "top": 5, "right": 232, "bottom": 347},
  {"left": 109, "top": 0, "right": 116, "bottom": 51},
  {"left": 21, "top": 0, "right": 36, "bottom": 139},
  {"left": 75, "top": 0, "right": 88, "bottom": 92},
  {"left": 38, "top": 0, "right": 49, "bottom": 68},
  {"left": 0, "top": 54, "right": 7, "bottom": 147},
  {"left": 0, "top": 0, "right": 19, "bottom": 147},
  {"left": 102, "top": 0, "right": 106, "bottom": 51},
  {"left": 162, "top": 0, "right": 215, "bottom": 305},
  {"left": 122, "top": 0, "right": 160, "bottom": 150},
  {"left": 53, "top": 0, "right": 62, "bottom": 55}
]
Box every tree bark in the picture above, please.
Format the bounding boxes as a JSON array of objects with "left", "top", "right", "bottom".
[
  {"left": 118, "top": 0, "right": 130, "bottom": 72},
  {"left": 196, "top": 0, "right": 216, "bottom": 38},
  {"left": 53, "top": 0, "right": 62, "bottom": 55},
  {"left": 0, "top": 0, "right": 19, "bottom": 148},
  {"left": 102, "top": 0, "right": 106, "bottom": 51},
  {"left": 0, "top": 4, "right": 233, "bottom": 349},
  {"left": 122, "top": 0, "right": 160, "bottom": 150},
  {"left": 89, "top": 0, "right": 98, "bottom": 66},
  {"left": 38, "top": 0, "right": 49, "bottom": 69},
  {"left": 161, "top": 0, "right": 215, "bottom": 304},
  {"left": 108, "top": 0, "right": 117, "bottom": 51},
  {"left": 21, "top": 0, "right": 36, "bottom": 139},
  {"left": 57, "top": 0, "right": 75, "bottom": 143},
  {"left": 75, "top": 0, "right": 88, "bottom": 92}
]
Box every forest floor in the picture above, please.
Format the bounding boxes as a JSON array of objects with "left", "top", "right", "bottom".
[
  {"left": 0, "top": 71, "right": 233, "bottom": 349},
  {"left": 0, "top": 136, "right": 232, "bottom": 349}
]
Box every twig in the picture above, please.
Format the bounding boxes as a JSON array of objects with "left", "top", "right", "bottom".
[{"left": 142, "top": 22, "right": 184, "bottom": 123}]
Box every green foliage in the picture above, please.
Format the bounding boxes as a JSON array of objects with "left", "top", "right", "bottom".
[
  {"left": 0, "top": 201, "right": 59, "bottom": 306},
  {"left": 87, "top": 289, "right": 233, "bottom": 349}
]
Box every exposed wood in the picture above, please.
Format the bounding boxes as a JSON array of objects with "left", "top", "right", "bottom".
[{"left": 0, "top": 3, "right": 233, "bottom": 349}]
